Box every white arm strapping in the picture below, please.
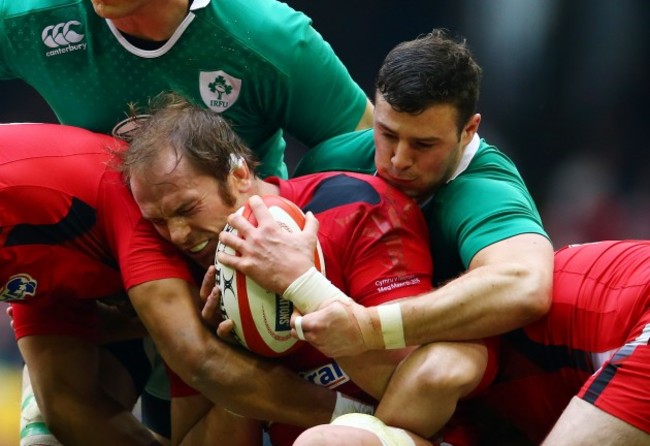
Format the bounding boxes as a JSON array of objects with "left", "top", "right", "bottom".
[
  {"left": 330, "top": 391, "right": 375, "bottom": 422},
  {"left": 283, "top": 266, "right": 350, "bottom": 313},
  {"left": 376, "top": 303, "right": 406, "bottom": 349},
  {"left": 332, "top": 413, "right": 416, "bottom": 446},
  {"left": 284, "top": 268, "right": 407, "bottom": 348}
]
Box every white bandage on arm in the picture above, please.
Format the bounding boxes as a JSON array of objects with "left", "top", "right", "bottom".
[
  {"left": 283, "top": 266, "right": 351, "bottom": 313},
  {"left": 294, "top": 315, "right": 306, "bottom": 340},
  {"left": 330, "top": 391, "right": 375, "bottom": 422},
  {"left": 376, "top": 303, "right": 406, "bottom": 349},
  {"left": 332, "top": 413, "right": 416, "bottom": 446}
]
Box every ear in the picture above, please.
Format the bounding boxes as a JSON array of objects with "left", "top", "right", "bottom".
[
  {"left": 230, "top": 159, "right": 254, "bottom": 192},
  {"left": 461, "top": 113, "right": 481, "bottom": 147}
]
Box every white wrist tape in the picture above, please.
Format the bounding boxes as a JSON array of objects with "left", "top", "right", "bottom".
[
  {"left": 377, "top": 303, "right": 406, "bottom": 349},
  {"left": 330, "top": 391, "right": 375, "bottom": 422},
  {"left": 294, "top": 315, "right": 305, "bottom": 340},
  {"left": 331, "top": 413, "right": 415, "bottom": 446},
  {"left": 283, "top": 267, "right": 350, "bottom": 313}
]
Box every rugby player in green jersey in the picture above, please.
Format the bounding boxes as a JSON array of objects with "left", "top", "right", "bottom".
[{"left": 217, "top": 29, "right": 554, "bottom": 445}]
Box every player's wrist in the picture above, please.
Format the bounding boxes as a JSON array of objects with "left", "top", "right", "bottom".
[
  {"left": 375, "top": 303, "right": 406, "bottom": 349},
  {"left": 357, "top": 306, "right": 385, "bottom": 351},
  {"left": 283, "top": 266, "right": 347, "bottom": 313}
]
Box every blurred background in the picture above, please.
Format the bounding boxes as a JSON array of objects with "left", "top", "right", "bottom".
[{"left": 1, "top": 0, "right": 649, "bottom": 444}]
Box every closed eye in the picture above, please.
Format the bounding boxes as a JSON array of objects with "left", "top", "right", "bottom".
[
  {"left": 414, "top": 141, "right": 435, "bottom": 150},
  {"left": 146, "top": 218, "right": 167, "bottom": 228},
  {"left": 148, "top": 218, "right": 166, "bottom": 227},
  {"left": 380, "top": 131, "right": 398, "bottom": 141},
  {"left": 177, "top": 204, "right": 197, "bottom": 216}
]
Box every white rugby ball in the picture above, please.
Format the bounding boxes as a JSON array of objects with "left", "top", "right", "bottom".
[{"left": 215, "top": 195, "right": 325, "bottom": 357}]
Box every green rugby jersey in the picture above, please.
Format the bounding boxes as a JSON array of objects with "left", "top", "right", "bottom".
[
  {"left": 0, "top": 0, "right": 368, "bottom": 178},
  {"left": 295, "top": 130, "right": 548, "bottom": 284}
]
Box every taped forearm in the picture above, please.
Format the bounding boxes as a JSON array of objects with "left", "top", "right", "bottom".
[{"left": 284, "top": 267, "right": 406, "bottom": 349}]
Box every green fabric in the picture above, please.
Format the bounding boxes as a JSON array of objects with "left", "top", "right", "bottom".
[
  {"left": 293, "top": 130, "right": 548, "bottom": 285},
  {"left": 144, "top": 360, "right": 171, "bottom": 400},
  {"left": 21, "top": 422, "right": 53, "bottom": 439},
  {"left": 0, "top": 0, "right": 368, "bottom": 178},
  {"left": 293, "top": 128, "right": 376, "bottom": 177},
  {"left": 423, "top": 139, "right": 548, "bottom": 284}
]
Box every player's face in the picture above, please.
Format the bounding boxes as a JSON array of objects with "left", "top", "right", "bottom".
[
  {"left": 130, "top": 149, "right": 244, "bottom": 268},
  {"left": 373, "top": 94, "right": 478, "bottom": 201}
]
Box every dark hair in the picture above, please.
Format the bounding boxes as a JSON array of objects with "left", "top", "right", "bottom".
[
  {"left": 117, "top": 92, "right": 259, "bottom": 206},
  {"left": 376, "top": 29, "right": 482, "bottom": 132}
]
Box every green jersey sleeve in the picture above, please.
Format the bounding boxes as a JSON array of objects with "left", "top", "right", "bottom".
[
  {"left": 425, "top": 140, "right": 549, "bottom": 283},
  {"left": 276, "top": 19, "right": 369, "bottom": 148},
  {"left": 292, "top": 129, "right": 376, "bottom": 177}
]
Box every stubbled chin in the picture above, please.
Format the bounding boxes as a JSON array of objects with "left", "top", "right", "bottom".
[
  {"left": 202, "top": 240, "right": 221, "bottom": 269},
  {"left": 384, "top": 177, "right": 414, "bottom": 194},
  {"left": 182, "top": 248, "right": 212, "bottom": 269},
  {"left": 390, "top": 182, "right": 425, "bottom": 201},
  {"left": 194, "top": 252, "right": 213, "bottom": 270}
]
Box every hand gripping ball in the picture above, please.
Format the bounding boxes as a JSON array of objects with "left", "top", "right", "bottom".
[{"left": 215, "top": 195, "right": 325, "bottom": 357}]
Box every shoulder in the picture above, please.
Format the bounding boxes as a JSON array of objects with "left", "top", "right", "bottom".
[
  {"left": 469, "top": 139, "right": 524, "bottom": 176},
  {"left": 315, "top": 129, "right": 376, "bottom": 151},
  {"left": 198, "top": 0, "right": 313, "bottom": 59},
  {"left": 443, "top": 139, "right": 534, "bottom": 201},
  {"left": 293, "top": 172, "right": 381, "bottom": 214},
  {"left": 293, "top": 129, "right": 376, "bottom": 176},
  {"left": 1, "top": 0, "right": 82, "bottom": 17},
  {"left": 0, "top": 124, "right": 125, "bottom": 204},
  {"left": 461, "top": 140, "right": 533, "bottom": 197},
  {"left": 298, "top": 172, "right": 419, "bottom": 220},
  {"left": 556, "top": 240, "right": 650, "bottom": 275},
  {"left": 0, "top": 123, "right": 116, "bottom": 154},
  {"left": 1, "top": 0, "right": 97, "bottom": 49}
]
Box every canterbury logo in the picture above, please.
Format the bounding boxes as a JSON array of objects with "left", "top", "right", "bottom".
[{"left": 42, "top": 21, "right": 85, "bottom": 48}]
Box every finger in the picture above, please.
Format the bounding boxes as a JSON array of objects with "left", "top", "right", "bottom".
[
  {"left": 215, "top": 243, "right": 243, "bottom": 273},
  {"left": 216, "top": 319, "right": 240, "bottom": 346},
  {"left": 201, "top": 289, "right": 221, "bottom": 326},
  {"left": 246, "top": 194, "right": 274, "bottom": 226},
  {"left": 294, "top": 316, "right": 305, "bottom": 341},
  {"left": 226, "top": 207, "right": 257, "bottom": 236},
  {"left": 219, "top": 229, "right": 244, "bottom": 254},
  {"left": 303, "top": 211, "right": 320, "bottom": 237},
  {"left": 290, "top": 307, "right": 303, "bottom": 325},
  {"left": 200, "top": 266, "right": 217, "bottom": 302},
  {"left": 216, "top": 319, "right": 234, "bottom": 336}
]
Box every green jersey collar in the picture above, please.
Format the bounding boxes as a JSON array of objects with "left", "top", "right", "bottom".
[{"left": 447, "top": 133, "right": 480, "bottom": 184}]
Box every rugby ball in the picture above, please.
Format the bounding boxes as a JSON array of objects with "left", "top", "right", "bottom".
[{"left": 215, "top": 195, "right": 325, "bottom": 357}]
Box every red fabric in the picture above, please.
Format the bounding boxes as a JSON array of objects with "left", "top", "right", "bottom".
[
  {"left": 170, "top": 172, "right": 434, "bottom": 445},
  {"left": 258, "top": 173, "right": 434, "bottom": 445},
  {"left": 1, "top": 123, "right": 193, "bottom": 341},
  {"left": 478, "top": 240, "right": 650, "bottom": 442}
]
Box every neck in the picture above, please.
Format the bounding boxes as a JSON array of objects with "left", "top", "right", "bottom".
[
  {"left": 256, "top": 179, "right": 281, "bottom": 197},
  {"left": 111, "top": 0, "right": 190, "bottom": 41}
]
